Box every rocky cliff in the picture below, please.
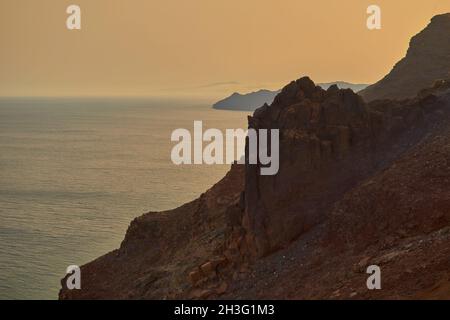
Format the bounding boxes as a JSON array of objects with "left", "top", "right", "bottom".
[
  {"left": 360, "top": 13, "right": 450, "bottom": 101},
  {"left": 241, "top": 76, "right": 450, "bottom": 257},
  {"left": 60, "top": 13, "right": 450, "bottom": 300},
  {"left": 60, "top": 76, "right": 450, "bottom": 300}
]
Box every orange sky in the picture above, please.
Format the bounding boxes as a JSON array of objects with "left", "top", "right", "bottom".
[{"left": 1, "top": 0, "right": 449, "bottom": 98}]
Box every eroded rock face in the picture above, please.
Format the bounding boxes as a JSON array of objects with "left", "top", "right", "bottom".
[
  {"left": 360, "top": 13, "right": 450, "bottom": 101},
  {"left": 242, "top": 77, "right": 450, "bottom": 258},
  {"left": 243, "top": 78, "right": 368, "bottom": 257}
]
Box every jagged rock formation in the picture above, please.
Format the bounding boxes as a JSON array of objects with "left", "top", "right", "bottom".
[
  {"left": 60, "top": 76, "right": 450, "bottom": 300},
  {"left": 360, "top": 13, "right": 450, "bottom": 101},
  {"left": 225, "top": 82, "right": 450, "bottom": 299},
  {"left": 241, "top": 77, "right": 450, "bottom": 258}
]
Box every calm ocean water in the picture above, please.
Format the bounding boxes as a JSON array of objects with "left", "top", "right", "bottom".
[{"left": 0, "top": 98, "right": 249, "bottom": 299}]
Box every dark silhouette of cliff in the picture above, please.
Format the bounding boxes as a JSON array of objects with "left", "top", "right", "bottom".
[{"left": 360, "top": 13, "right": 450, "bottom": 101}]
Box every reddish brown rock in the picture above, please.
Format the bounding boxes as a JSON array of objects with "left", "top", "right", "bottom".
[
  {"left": 200, "top": 262, "right": 216, "bottom": 277},
  {"left": 215, "top": 282, "right": 228, "bottom": 295},
  {"left": 188, "top": 269, "right": 203, "bottom": 286}
]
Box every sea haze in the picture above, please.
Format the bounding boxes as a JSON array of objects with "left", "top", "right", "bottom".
[{"left": 0, "top": 97, "right": 249, "bottom": 299}]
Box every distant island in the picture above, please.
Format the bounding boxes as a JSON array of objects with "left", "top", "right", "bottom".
[{"left": 213, "top": 81, "right": 369, "bottom": 111}]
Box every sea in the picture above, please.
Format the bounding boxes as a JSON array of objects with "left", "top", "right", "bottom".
[{"left": 0, "top": 97, "right": 249, "bottom": 299}]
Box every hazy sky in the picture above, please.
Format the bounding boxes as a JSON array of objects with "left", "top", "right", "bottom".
[{"left": 1, "top": 0, "right": 449, "bottom": 97}]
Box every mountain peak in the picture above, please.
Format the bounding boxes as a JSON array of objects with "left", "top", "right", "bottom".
[
  {"left": 360, "top": 13, "right": 450, "bottom": 101},
  {"left": 430, "top": 12, "right": 450, "bottom": 21}
]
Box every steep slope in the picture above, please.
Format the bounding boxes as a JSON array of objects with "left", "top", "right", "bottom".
[
  {"left": 60, "top": 77, "right": 450, "bottom": 300},
  {"left": 360, "top": 13, "right": 450, "bottom": 101},
  {"left": 60, "top": 165, "right": 245, "bottom": 299}
]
